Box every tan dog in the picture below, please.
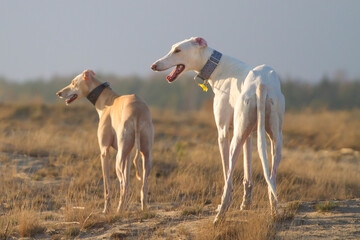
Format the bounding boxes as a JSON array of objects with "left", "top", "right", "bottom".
[{"left": 57, "top": 70, "right": 154, "bottom": 213}]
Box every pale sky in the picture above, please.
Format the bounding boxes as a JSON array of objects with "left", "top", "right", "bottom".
[{"left": 1, "top": 0, "right": 359, "bottom": 82}]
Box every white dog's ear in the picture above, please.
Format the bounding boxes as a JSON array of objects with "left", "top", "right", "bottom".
[
  {"left": 192, "top": 37, "right": 207, "bottom": 48},
  {"left": 83, "top": 69, "right": 96, "bottom": 80}
]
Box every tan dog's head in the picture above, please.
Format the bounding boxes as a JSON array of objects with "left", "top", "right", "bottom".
[
  {"left": 56, "top": 69, "right": 96, "bottom": 105},
  {"left": 150, "top": 37, "right": 208, "bottom": 82}
]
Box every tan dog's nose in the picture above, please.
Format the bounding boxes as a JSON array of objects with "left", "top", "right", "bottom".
[{"left": 151, "top": 63, "right": 157, "bottom": 71}]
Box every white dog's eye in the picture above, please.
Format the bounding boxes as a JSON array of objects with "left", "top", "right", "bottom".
[{"left": 174, "top": 48, "right": 181, "bottom": 53}]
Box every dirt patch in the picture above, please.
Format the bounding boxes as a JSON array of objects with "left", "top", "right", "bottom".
[{"left": 276, "top": 199, "right": 360, "bottom": 240}]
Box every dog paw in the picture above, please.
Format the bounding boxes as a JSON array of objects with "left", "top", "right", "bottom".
[
  {"left": 213, "top": 213, "right": 225, "bottom": 225},
  {"left": 102, "top": 208, "right": 109, "bottom": 214},
  {"left": 216, "top": 204, "right": 222, "bottom": 212}
]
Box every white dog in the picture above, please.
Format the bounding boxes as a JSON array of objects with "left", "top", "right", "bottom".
[
  {"left": 57, "top": 70, "right": 154, "bottom": 213},
  {"left": 151, "top": 37, "right": 285, "bottom": 223}
]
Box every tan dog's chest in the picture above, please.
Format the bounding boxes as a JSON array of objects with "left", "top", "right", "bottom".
[{"left": 98, "top": 108, "right": 119, "bottom": 150}]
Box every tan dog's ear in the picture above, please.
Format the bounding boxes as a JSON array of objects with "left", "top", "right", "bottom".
[
  {"left": 83, "top": 69, "right": 96, "bottom": 80},
  {"left": 192, "top": 37, "right": 207, "bottom": 48}
]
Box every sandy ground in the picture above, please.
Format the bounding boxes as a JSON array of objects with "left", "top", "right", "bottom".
[
  {"left": 276, "top": 199, "right": 360, "bottom": 240},
  {"left": 59, "top": 199, "right": 360, "bottom": 240}
]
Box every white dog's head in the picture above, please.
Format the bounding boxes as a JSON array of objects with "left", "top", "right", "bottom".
[
  {"left": 56, "top": 70, "right": 96, "bottom": 105},
  {"left": 151, "top": 37, "right": 208, "bottom": 82}
]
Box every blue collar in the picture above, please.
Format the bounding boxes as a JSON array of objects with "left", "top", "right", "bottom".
[{"left": 195, "top": 50, "right": 222, "bottom": 82}]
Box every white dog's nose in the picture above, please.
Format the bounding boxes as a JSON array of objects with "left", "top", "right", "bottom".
[{"left": 151, "top": 63, "right": 157, "bottom": 71}]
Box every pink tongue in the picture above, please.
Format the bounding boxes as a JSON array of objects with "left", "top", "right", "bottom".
[{"left": 167, "top": 67, "right": 178, "bottom": 81}]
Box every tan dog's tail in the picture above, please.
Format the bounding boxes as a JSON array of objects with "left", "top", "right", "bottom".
[{"left": 133, "top": 121, "right": 142, "bottom": 181}]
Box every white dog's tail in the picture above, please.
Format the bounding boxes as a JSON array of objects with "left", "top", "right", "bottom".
[
  {"left": 256, "top": 84, "right": 278, "bottom": 201},
  {"left": 133, "top": 121, "right": 142, "bottom": 181}
]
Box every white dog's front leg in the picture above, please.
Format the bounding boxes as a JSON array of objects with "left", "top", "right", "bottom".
[
  {"left": 214, "top": 134, "right": 243, "bottom": 224},
  {"left": 213, "top": 102, "right": 232, "bottom": 182},
  {"left": 100, "top": 147, "right": 111, "bottom": 213},
  {"left": 217, "top": 129, "right": 230, "bottom": 182}
]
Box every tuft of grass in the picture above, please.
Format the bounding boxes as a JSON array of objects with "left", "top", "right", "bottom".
[
  {"left": 0, "top": 216, "right": 14, "bottom": 240},
  {"left": 314, "top": 201, "right": 339, "bottom": 212},
  {"left": 110, "top": 231, "right": 129, "bottom": 240},
  {"left": 64, "top": 226, "right": 80, "bottom": 237},
  {"left": 181, "top": 206, "right": 203, "bottom": 217},
  {"left": 17, "top": 210, "right": 46, "bottom": 237},
  {"left": 275, "top": 201, "right": 301, "bottom": 222},
  {"left": 196, "top": 212, "right": 275, "bottom": 240},
  {"left": 138, "top": 211, "right": 156, "bottom": 221},
  {"left": 155, "top": 226, "right": 165, "bottom": 238},
  {"left": 63, "top": 198, "right": 107, "bottom": 230},
  {"left": 175, "top": 141, "right": 189, "bottom": 160},
  {"left": 178, "top": 225, "right": 191, "bottom": 239}
]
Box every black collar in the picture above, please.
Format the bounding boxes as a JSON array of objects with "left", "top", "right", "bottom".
[{"left": 86, "top": 82, "right": 110, "bottom": 105}]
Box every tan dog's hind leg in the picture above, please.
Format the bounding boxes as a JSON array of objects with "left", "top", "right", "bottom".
[
  {"left": 132, "top": 150, "right": 141, "bottom": 181},
  {"left": 132, "top": 125, "right": 142, "bottom": 181},
  {"left": 140, "top": 149, "right": 151, "bottom": 210},
  {"left": 116, "top": 126, "right": 135, "bottom": 213}
]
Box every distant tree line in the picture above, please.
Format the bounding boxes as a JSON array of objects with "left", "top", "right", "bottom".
[
  {"left": 0, "top": 74, "right": 359, "bottom": 111},
  {"left": 282, "top": 77, "right": 360, "bottom": 110}
]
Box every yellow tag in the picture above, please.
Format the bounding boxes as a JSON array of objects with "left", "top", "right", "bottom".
[{"left": 198, "top": 83, "right": 208, "bottom": 92}]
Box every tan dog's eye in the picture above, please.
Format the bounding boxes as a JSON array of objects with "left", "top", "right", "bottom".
[{"left": 174, "top": 48, "right": 181, "bottom": 53}]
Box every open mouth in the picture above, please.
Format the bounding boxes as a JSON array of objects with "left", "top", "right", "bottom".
[
  {"left": 166, "top": 64, "right": 185, "bottom": 82},
  {"left": 65, "top": 94, "right": 78, "bottom": 104}
]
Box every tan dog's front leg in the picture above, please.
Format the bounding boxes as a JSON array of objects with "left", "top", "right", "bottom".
[{"left": 100, "top": 147, "right": 111, "bottom": 213}]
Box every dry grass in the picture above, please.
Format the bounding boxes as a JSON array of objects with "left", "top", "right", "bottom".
[
  {"left": 314, "top": 201, "right": 339, "bottom": 212},
  {"left": 196, "top": 211, "right": 275, "bottom": 240},
  {"left": 284, "top": 109, "right": 360, "bottom": 150},
  {"left": 17, "top": 209, "right": 45, "bottom": 237},
  {"left": 0, "top": 214, "right": 14, "bottom": 240},
  {"left": 0, "top": 103, "right": 359, "bottom": 239}
]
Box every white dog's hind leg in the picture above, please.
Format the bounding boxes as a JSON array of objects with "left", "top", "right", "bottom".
[
  {"left": 241, "top": 136, "right": 253, "bottom": 210},
  {"left": 214, "top": 97, "right": 255, "bottom": 224},
  {"left": 268, "top": 130, "right": 283, "bottom": 214}
]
